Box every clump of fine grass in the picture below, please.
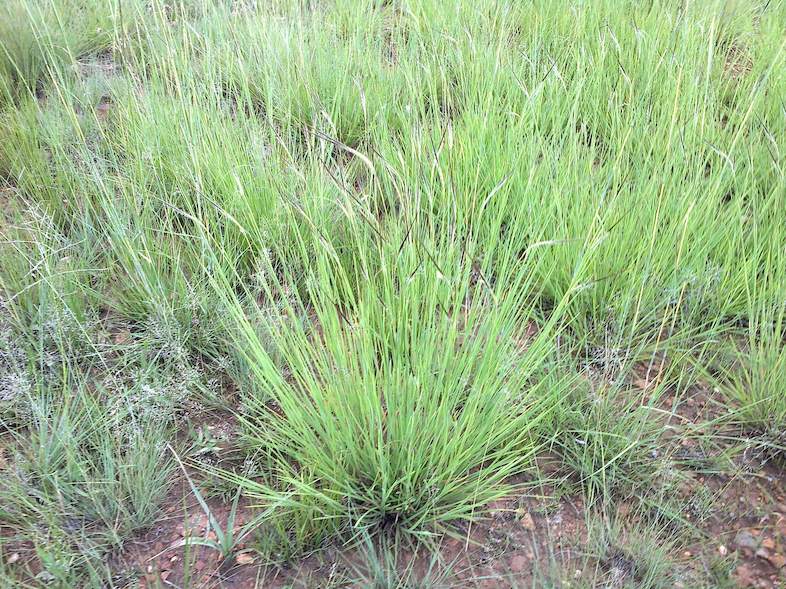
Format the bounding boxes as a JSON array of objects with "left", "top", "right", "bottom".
[
  {"left": 202, "top": 208, "right": 574, "bottom": 550},
  {"left": 550, "top": 371, "right": 671, "bottom": 501},
  {"left": 0, "top": 321, "right": 177, "bottom": 587},
  {"left": 0, "top": 0, "right": 135, "bottom": 106},
  {"left": 711, "top": 264, "right": 786, "bottom": 461},
  {"left": 0, "top": 198, "right": 185, "bottom": 587}
]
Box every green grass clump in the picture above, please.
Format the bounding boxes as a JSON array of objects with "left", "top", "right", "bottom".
[
  {"left": 0, "top": 0, "right": 138, "bottom": 107},
  {"left": 552, "top": 380, "right": 666, "bottom": 500},
  {"left": 711, "top": 253, "right": 786, "bottom": 459},
  {"left": 725, "top": 317, "right": 786, "bottom": 445},
  {"left": 208, "top": 224, "right": 571, "bottom": 547}
]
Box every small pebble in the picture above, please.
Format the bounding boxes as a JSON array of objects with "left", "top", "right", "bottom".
[{"left": 735, "top": 530, "right": 758, "bottom": 551}]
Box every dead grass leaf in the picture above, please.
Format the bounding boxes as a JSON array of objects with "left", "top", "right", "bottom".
[{"left": 725, "top": 43, "right": 753, "bottom": 79}]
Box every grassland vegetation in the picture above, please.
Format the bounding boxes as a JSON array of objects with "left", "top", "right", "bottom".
[{"left": 1, "top": 0, "right": 785, "bottom": 586}]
